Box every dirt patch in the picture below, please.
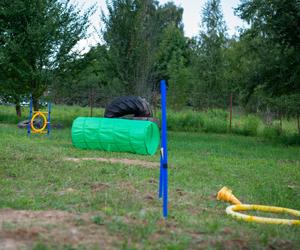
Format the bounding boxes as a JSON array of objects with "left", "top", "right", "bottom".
[
  {"left": 267, "top": 239, "right": 294, "bottom": 250},
  {"left": 91, "top": 183, "right": 110, "bottom": 192},
  {"left": 65, "top": 157, "right": 159, "bottom": 168},
  {"left": 190, "top": 237, "right": 249, "bottom": 250},
  {"left": 0, "top": 209, "right": 119, "bottom": 249},
  {"left": 117, "top": 181, "right": 138, "bottom": 193}
]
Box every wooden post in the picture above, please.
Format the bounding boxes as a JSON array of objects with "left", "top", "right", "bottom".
[
  {"left": 15, "top": 102, "right": 22, "bottom": 118},
  {"left": 229, "top": 93, "right": 233, "bottom": 131}
]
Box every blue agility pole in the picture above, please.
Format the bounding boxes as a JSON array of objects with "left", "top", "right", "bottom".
[
  {"left": 159, "top": 79, "right": 168, "bottom": 218},
  {"left": 159, "top": 153, "right": 163, "bottom": 198}
]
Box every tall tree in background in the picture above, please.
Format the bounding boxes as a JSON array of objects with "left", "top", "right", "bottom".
[
  {"left": 50, "top": 45, "right": 109, "bottom": 106},
  {"left": 156, "top": 25, "right": 192, "bottom": 109},
  {"left": 102, "top": 0, "right": 156, "bottom": 98},
  {"left": 101, "top": 0, "right": 184, "bottom": 99},
  {"left": 235, "top": 0, "right": 300, "bottom": 110},
  {"left": 0, "top": 0, "right": 92, "bottom": 115},
  {"left": 193, "top": 0, "right": 227, "bottom": 109}
]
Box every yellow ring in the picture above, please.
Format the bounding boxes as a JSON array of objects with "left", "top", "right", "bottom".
[
  {"left": 226, "top": 204, "right": 300, "bottom": 225},
  {"left": 30, "top": 111, "right": 47, "bottom": 133}
]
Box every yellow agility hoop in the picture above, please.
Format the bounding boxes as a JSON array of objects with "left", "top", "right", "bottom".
[
  {"left": 30, "top": 111, "right": 48, "bottom": 133},
  {"left": 217, "top": 187, "right": 300, "bottom": 226},
  {"left": 226, "top": 204, "right": 300, "bottom": 225}
]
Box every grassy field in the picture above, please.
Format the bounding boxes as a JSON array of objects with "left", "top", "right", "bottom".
[{"left": 0, "top": 115, "right": 300, "bottom": 249}]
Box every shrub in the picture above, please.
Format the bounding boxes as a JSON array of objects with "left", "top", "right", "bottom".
[
  {"left": 240, "top": 115, "right": 260, "bottom": 136},
  {"left": 262, "top": 123, "right": 282, "bottom": 139},
  {"left": 279, "top": 134, "right": 300, "bottom": 146},
  {"left": 206, "top": 109, "right": 228, "bottom": 120}
]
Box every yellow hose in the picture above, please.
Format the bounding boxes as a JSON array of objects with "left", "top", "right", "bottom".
[
  {"left": 226, "top": 204, "right": 300, "bottom": 225},
  {"left": 217, "top": 186, "right": 300, "bottom": 226}
]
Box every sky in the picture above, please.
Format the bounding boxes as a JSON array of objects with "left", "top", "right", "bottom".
[{"left": 73, "top": 0, "right": 245, "bottom": 52}]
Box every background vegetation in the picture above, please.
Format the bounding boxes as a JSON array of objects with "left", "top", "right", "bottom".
[
  {"left": 1, "top": 1, "right": 300, "bottom": 248},
  {"left": 1, "top": 0, "right": 299, "bottom": 130}
]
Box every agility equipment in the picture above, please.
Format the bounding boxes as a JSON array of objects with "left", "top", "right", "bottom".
[
  {"left": 71, "top": 80, "right": 169, "bottom": 218},
  {"left": 71, "top": 117, "right": 160, "bottom": 156},
  {"left": 158, "top": 79, "right": 169, "bottom": 218},
  {"left": 217, "top": 186, "right": 300, "bottom": 225},
  {"left": 217, "top": 187, "right": 241, "bottom": 205},
  {"left": 27, "top": 97, "right": 51, "bottom": 135}
]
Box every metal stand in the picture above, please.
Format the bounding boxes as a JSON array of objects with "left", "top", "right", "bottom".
[{"left": 27, "top": 96, "right": 51, "bottom": 136}]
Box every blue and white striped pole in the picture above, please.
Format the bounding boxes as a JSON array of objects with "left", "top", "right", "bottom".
[{"left": 159, "top": 79, "right": 168, "bottom": 218}]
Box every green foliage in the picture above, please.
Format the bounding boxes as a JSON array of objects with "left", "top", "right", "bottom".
[
  {"left": 102, "top": 0, "right": 184, "bottom": 98},
  {"left": 192, "top": 0, "right": 228, "bottom": 110},
  {"left": 262, "top": 126, "right": 281, "bottom": 139},
  {"left": 1, "top": 0, "right": 300, "bottom": 129},
  {"left": 279, "top": 133, "right": 300, "bottom": 146},
  {"left": 156, "top": 25, "right": 192, "bottom": 109},
  {"left": 0, "top": 0, "right": 92, "bottom": 111},
  {"left": 234, "top": 0, "right": 300, "bottom": 104},
  {"left": 91, "top": 215, "right": 105, "bottom": 225},
  {"left": 50, "top": 46, "right": 112, "bottom": 106},
  {"left": 241, "top": 115, "right": 260, "bottom": 136},
  {"left": 160, "top": 109, "right": 229, "bottom": 134},
  {"left": 0, "top": 104, "right": 104, "bottom": 127}
]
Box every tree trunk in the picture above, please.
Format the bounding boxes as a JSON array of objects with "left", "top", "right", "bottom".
[
  {"left": 15, "top": 103, "right": 22, "bottom": 118},
  {"left": 279, "top": 111, "right": 283, "bottom": 134},
  {"left": 89, "top": 88, "right": 94, "bottom": 117},
  {"left": 297, "top": 114, "right": 300, "bottom": 135},
  {"left": 32, "top": 96, "right": 39, "bottom": 111}
]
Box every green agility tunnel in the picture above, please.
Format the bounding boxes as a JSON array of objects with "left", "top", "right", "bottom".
[{"left": 72, "top": 117, "right": 160, "bottom": 155}]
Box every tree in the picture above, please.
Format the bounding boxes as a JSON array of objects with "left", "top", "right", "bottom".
[
  {"left": 101, "top": 0, "right": 184, "bottom": 99},
  {"left": 0, "top": 0, "right": 92, "bottom": 115},
  {"left": 235, "top": 0, "right": 300, "bottom": 98},
  {"left": 155, "top": 25, "right": 192, "bottom": 109},
  {"left": 50, "top": 45, "right": 110, "bottom": 106},
  {"left": 192, "top": 0, "right": 228, "bottom": 109}
]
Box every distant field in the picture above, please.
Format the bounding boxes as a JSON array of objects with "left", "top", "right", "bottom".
[{"left": 0, "top": 121, "right": 299, "bottom": 249}]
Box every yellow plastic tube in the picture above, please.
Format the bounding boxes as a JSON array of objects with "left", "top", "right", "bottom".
[
  {"left": 226, "top": 204, "right": 300, "bottom": 225},
  {"left": 30, "top": 111, "right": 48, "bottom": 133},
  {"left": 217, "top": 186, "right": 300, "bottom": 226}
]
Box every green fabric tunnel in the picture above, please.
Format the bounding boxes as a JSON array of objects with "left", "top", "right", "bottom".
[{"left": 72, "top": 117, "right": 160, "bottom": 155}]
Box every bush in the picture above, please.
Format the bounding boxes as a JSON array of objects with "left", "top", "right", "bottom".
[
  {"left": 279, "top": 134, "right": 300, "bottom": 146},
  {"left": 240, "top": 115, "right": 260, "bottom": 136},
  {"left": 206, "top": 109, "right": 228, "bottom": 120},
  {"left": 262, "top": 123, "right": 282, "bottom": 139}
]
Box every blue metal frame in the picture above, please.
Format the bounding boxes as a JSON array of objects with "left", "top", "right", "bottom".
[
  {"left": 47, "top": 102, "right": 51, "bottom": 136},
  {"left": 27, "top": 95, "right": 51, "bottom": 136},
  {"left": 158, "top": 79, "right": 168, "bottom": 218},
  {"left": 27, "top": 95, "right": 33, "bottom": 136}
]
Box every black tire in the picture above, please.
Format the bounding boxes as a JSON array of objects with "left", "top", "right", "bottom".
[
  {"left": 104, "top": 96, "right": 152, "bottom": 118},
  {"left": 17, "top": 119, "right": 42, "bottom": 129}
]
